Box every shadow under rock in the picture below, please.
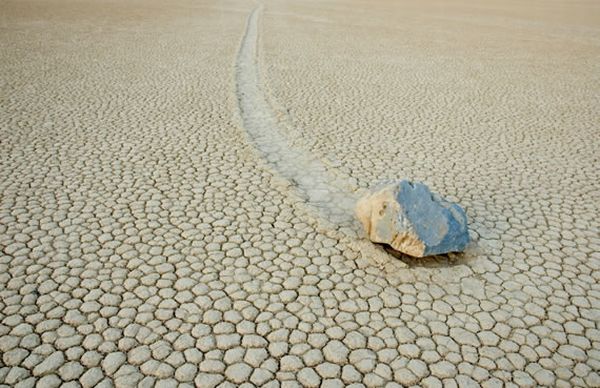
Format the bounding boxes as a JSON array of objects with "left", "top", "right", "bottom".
[{"left": 381, "top": 242, "right": 480, "bottom": 269}]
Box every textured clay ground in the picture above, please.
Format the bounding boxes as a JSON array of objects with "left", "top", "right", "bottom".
[{"left": 1, "top": 0, "right": 600, "bottom": 387}]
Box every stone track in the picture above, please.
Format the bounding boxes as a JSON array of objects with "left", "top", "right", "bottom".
[{"left": 236, "top": 6, "right": 359, "bottom": 234}]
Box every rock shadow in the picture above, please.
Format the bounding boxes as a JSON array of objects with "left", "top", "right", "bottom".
[{"left": 380, "top": 242, "right": 479, "bottom": 268}]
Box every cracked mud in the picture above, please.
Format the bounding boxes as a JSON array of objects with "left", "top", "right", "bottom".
[{"left": 1, "top": 0, "right": 599, "bottom": 387}]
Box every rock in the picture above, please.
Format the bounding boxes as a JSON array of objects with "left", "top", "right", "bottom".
[{"left": 355, "top": 180, "right": 469, "bottom": 257}]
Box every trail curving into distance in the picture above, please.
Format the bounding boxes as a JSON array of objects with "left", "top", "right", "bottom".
[
  {"left": 235, "top": 6, "right": 360, "bottom": 234},
  {"left": 234, "top": 7, "right": 459, "bottom": 270}
]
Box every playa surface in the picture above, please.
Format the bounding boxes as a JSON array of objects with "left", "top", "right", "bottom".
[{"left": 1, "top": 0, "right": 599, "bottom": 386}]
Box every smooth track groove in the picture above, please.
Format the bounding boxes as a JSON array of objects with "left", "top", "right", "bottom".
[{"left": 235, "top": 7, "right": 359, "bottom": 233}]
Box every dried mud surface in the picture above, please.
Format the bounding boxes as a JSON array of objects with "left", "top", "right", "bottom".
[{"left": 1, "top": 0, "right": 599, "bottom": 387}]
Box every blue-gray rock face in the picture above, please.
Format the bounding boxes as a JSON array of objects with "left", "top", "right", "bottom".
[{"left": 355, "top": 180, "right": 469, "bottom": 257}]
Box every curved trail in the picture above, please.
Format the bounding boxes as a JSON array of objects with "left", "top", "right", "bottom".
[
  {"left": 234, "top": 7, "right": 460, "bottom": 269},
  {"left": 235, "top": 7, "right": 360, "bottom": 234}
]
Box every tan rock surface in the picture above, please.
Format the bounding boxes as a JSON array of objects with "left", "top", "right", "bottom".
[{"left": 356, "top": 184, "right": 426, "bottom": 257}]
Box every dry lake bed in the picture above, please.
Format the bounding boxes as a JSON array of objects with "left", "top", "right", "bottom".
[{"left": 1, "top": 0, "right": 599, "bottom": 387}]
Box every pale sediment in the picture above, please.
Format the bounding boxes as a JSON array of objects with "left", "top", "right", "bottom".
[
  {"left": 236, "top": 6, "right": 359, "bottom": 234},
  {"left": 1, "top": 0, "right": 599, "bottom": 387}
]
